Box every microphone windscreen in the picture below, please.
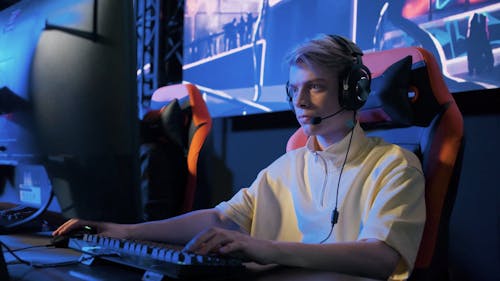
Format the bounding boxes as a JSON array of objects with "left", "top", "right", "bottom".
[{"left": 311, "top": 116, "right": 322, "bottom": 125}]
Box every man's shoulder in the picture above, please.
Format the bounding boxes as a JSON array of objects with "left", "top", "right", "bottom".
[{"left": 366, "top": 136, "right": 422, "bottom": 169}]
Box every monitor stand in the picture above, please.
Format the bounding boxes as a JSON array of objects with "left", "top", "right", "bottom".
[{"left": 0, "top": 243, "right": 10, "bottom": 281}]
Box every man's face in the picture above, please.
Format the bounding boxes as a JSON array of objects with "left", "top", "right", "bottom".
[{"left": 288, "top": 63, "right": 344, "bottom": 136}]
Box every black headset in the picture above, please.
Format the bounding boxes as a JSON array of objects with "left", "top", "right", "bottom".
[{"left": 329, "top": 34, "right": 372, "bottom": 111}]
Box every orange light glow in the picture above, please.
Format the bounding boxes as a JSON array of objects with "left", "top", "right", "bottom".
[{"left": 402, "top": 0, "right": 430, "bottom": 18}]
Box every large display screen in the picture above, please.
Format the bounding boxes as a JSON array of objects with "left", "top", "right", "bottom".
[{"left": 183, "top": 0, "right": 499, "bottom": 118}]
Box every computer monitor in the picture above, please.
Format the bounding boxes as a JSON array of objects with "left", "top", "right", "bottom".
[{"left": 0, "top": 0, "right": 142, "bottom": 223}]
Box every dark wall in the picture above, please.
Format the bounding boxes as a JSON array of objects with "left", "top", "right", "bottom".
[
  {"left": 202, "top": 111, "right": 298, "bottom": 205},
  {"left": 204, "top": 92, "right": 500, "bottom": 280},
  {"left": 447, "top": 113, "right": 500, "bottom": 281}
]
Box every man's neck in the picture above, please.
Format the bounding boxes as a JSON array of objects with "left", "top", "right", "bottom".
[{"left": 314, "top": 127, "right": 352, "bottom": 151}]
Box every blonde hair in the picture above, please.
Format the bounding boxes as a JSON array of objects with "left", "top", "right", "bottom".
[{"left": 284, "top": 34, "right": 360, "bottom": 78}]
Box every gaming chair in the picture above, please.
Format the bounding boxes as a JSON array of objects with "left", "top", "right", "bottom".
[{"left": 286, "top": 46, "right": 464, "bottom": 281}]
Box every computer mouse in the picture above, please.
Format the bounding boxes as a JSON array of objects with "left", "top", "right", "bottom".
[{"left": 50, "top": 225, "right": 97, "bottom": 248}]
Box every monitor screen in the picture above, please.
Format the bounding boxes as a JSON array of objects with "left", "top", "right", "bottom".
[
  {"left": 183, "top": 0, "right": 499, "bottom": 118},
  {"left": 0, "top": 0, "right": 141, "bottom": 223}
]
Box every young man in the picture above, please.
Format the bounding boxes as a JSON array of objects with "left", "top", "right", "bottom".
[{"left": 54, "top": 34, "right": 425, "bottom": 280}]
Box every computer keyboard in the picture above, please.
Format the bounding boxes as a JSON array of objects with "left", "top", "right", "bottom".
[{"left": 68, "top": 234, "right": 247, "bottom": 280}]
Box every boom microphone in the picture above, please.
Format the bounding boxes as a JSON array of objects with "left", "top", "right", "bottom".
[{"left": 310, "top": 108, "right": 344, "bottom": 125}]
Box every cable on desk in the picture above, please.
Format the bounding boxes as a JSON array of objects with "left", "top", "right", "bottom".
[
  {"left": 0, "top": 240, "right": 111, "bottom": 268},
  {"left": 2, "top": 244, "right": 53, "bottom": 253}
]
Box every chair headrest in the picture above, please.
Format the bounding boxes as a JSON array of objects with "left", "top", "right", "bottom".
[
  {"left": 358, "top": 48, "right": 443, "bottom": 130},
  {"left": 141, "top": 99, "right": 190, "bottom": 152}
]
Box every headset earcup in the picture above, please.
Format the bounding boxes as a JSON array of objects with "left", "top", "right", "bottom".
[
  {"left": 340, "top": 64, "right": 371, "bottom": 110},
  {"left": 286, "top": 83, "right": 295, "bottom": 112},
  {"left": 359, "top": 65, "right": 372, "bottom": 104},
  {"left": 356, "top": 76, "right": 371, "bottom": 105},
  {"left": 288, "top": 98, "right": 295, "bottom": 112}
]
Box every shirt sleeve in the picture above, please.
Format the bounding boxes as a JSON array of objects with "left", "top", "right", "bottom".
[
  {"left": 214, "top": 169, "right": 271, "bottom": 233},
  {"left": 358, "top": 160, "right": 426, "bottom": 280},
  {"left": 215, "top": 187, "right": 254, "bottom": 233}
]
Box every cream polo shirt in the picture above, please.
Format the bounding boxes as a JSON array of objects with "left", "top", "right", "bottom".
[{"left": 215, "top": 123, "right": 425, "bottom": 280}]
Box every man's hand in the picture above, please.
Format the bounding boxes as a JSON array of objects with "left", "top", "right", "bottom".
[
  {"left": 183, "top": 227, "right": 276, "bottom": 264},
  {"left": 52, "top": 218, "right": 129, "bottom": 239}
]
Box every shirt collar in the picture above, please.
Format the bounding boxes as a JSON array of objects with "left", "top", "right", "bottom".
[{"left": 305, "top": 122, "right": 368, "bottom": 163}]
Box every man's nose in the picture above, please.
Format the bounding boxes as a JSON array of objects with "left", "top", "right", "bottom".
[{"left": 294, "top": 87, "right": 310, "bottom": 108}]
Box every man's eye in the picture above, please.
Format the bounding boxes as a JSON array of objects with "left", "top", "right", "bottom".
[{"left": 309, "top": 84, "right": 324, "bottom": 92}]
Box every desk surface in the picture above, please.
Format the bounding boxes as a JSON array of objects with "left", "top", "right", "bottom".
[{"left": 1, "top": 233, "right": 382, "bottom": 281}]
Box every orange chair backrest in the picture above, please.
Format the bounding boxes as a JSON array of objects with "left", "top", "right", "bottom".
[{"left": 151, "top": 83, "right": 212, "bottom": 213}]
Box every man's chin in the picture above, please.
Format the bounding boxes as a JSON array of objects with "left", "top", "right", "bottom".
[{"left": 301, "top": 125, "right": 316, "bottom": 136}]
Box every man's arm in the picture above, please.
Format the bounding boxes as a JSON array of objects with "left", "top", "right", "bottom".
[
  {"left": 185, "top": 228, "right": 400, "bottom": 280},
  {"left": 267, "top": 238, "right": 400, "bottom": 279},
  {"left": 53, "top": 208, "right": 241, "bottom": 245},
  {"left": 127, "top": 208, "right": 241, "bottom": 244}
]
